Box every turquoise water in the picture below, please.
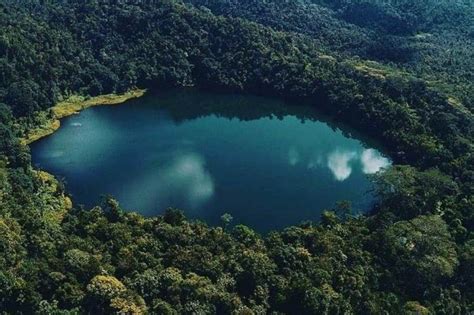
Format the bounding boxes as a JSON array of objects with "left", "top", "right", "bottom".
[{"left": 31, "top": 89, "right": 390, "bottom": 232}]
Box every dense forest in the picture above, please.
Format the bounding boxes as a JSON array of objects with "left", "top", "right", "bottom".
[{"left": 0, "top": 0, "right": 473, "bottom": 314}]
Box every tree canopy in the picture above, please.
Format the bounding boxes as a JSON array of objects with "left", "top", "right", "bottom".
[{"left": 0, "top": 0, "right": 472, "bottom": 313}]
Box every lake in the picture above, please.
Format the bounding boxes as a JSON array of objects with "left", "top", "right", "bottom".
[{"left": 31, "top": 89, "right": 390, "bottom": 232}]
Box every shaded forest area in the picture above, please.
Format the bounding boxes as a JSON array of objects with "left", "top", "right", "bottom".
[
  {"left": 0, "top": 0, "right": 473, "bottom": 313},
  {"left": 185, "top": 0, "right": 474, "bottom": 110}
]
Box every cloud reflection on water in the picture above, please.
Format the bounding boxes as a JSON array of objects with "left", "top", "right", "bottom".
[
  {"left": 288, "top": 147, "right": 390, "bottom": 181},
  {"left": 122, "top": 151, "right": 214, "bottom": 212},
  {"left": 155, "top": 152, "right": 214, "bottom": 209},
  {"left": 327, "top": 150, "right": 357, "bottom": 181},
  {"left": 307, "top": 154, "right": 324, "bottom": 170},
  {"left": 360, "top": 149, "right": 390, "bottom": 174},
  {"left": 288, "top": 147, "right": 300, "bottom": 166}
]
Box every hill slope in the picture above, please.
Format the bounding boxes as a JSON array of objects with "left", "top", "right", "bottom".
[{"left": 0, "top": 0, "right": 472, "bottom": 313}]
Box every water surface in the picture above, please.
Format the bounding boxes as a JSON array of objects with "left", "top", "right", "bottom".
[{"left": 31, "top": 89, "right": 390, "bottom": 232}]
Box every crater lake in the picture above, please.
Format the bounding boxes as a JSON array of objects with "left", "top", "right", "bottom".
[{"left": 31, "top": 89, "right": 391, "bottom": 232}]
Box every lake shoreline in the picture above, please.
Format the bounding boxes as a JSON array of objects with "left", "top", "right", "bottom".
[
  {"left": 30, "top": 88, "right": 389, "bottom": 231},
  {"left": 21, "top": 89, "right": 146, "bottom": 145},
  {"left": 21, "top": 91, "right": 145, "bottom": 219}
]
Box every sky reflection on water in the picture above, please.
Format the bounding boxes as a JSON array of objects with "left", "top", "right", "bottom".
[{"left": 31, "top": 89, "right": 391, "bottom": 232}]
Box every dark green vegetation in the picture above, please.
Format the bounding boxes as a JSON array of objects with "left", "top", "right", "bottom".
[
  {"left": 0, "top": 0, "right": 473, "bottom": 314},
  {"left": 186, "top": 0, "right": 474, "bottom": 108}
]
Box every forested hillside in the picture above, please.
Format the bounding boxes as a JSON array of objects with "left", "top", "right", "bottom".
[
  {"left": 185, "top": 0, "right": 474, "bottom": 110},
  {"left": 0, "top": 0, "right": 473, "bottom": 314}
]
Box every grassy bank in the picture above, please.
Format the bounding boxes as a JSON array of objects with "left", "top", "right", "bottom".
[
  {"left": 16, "top": 89, "right": 146, "bottom": 222},
  {"left": 20, "top": 89, "right": 146, "bottom": 145},
  {"left": 34, "top": 169, "right": 73, "bottom": 225}
]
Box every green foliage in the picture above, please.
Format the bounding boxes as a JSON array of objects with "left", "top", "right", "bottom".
[
  {"left": 381, "top": 215, "right": 458, "bottom": 295},
  {"left": 220, "top": 213, "right": 233, "bottom": 229},
  {"left": 87, "top": 275, "right": 126, "bottom": 300},
  {"left": 403, "top": 301, "right": 430, "bottom": 315},
  {"left": 185, "top": 0, "right": 474, "bottom": 109},
  {"left": 0, "top": 0, "right": 472, "bottom": 313},
  {"left": 372, "top": 166, "right": 459, "bottom": 219}
]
